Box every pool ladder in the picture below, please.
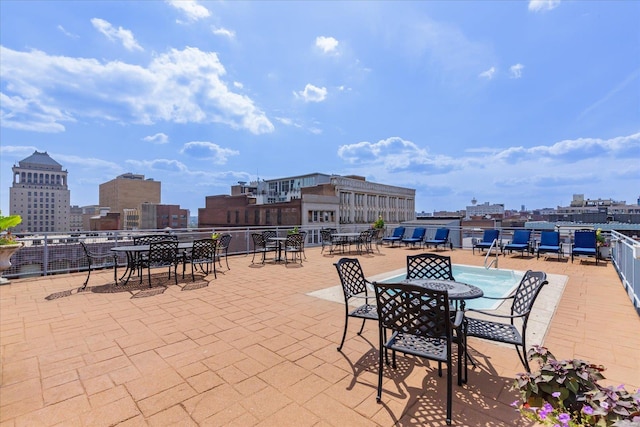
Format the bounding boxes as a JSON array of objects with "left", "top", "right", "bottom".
[{"left": 484, "top": 239, "right": 499, "bottom": 269}]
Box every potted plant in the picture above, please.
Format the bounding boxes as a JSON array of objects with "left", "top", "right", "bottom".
[
  {"left": 512, "top": 345, "right": 640, "bottom": 426},
  {"left": 0, "top": 213, "right": 23, "bottom": 285},
  {"left": 373, "top": 215, "right": 385, "bottom": 230},
  {"left": 595, "top": 229, "right": 610, "bottom": 259}
]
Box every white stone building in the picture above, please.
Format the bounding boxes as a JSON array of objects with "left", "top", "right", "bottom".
[{"left": 10, "top": 151, "right": 71, "bottom": 233}]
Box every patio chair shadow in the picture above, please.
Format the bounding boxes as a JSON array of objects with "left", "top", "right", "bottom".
[{"left": 44, "top": 272, "right": 209, "bottom": 300}]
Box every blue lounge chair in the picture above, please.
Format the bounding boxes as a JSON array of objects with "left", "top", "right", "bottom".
[
  {"left": 401, "top": 227, "right": 426, "bottom": 248},
  {"left": 382, "top": 226, "right": 405, "bottom": 247},
  {"left": 571, "top": 230, "right": 598, "bottom": 265},
  {"left": 423, "top": 228, "right": 451, "bottom": 251},
  {"left": 473, "top": 229, "right": 500, "bottom": 254},
  {"left": 502, "top": 230, "right": 532, "bottom": 257},
  {"left": 537, "top": 231, "right": 563, "bottom": 260}
]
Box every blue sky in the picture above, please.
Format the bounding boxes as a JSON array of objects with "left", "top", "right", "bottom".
[{"left": 1, "top": 0, "right": 638, "bottom": 216}]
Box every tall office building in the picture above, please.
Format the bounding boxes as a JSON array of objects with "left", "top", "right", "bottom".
[
  {"left": 10, "top": 151, "right": 70, "bottom": 233},
  {"left": 99, "top": 173, "right": 161, "bottom": 230},
  {"left": 200, "top": 173, "right": 415, "bottom": 228}
]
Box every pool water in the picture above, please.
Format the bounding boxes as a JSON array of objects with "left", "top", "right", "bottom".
[{"left": 380, "top": 264, "right": 523, "bottom": 310}]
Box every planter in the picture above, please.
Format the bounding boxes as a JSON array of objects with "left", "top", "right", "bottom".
[
  {"left": 0, "top": 243, "right": 23, "bottom": 285},
  {"left": 598, "top": 245, "right": 610, "bottom": 260}
]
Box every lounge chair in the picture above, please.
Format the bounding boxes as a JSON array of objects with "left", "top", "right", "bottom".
[
  {"left": 472, "top": 229, "right": 500, "bottom": 254},
  {"left": 502, "top": 230, "right": 532, "bottom": 257},
  {"left": 537, "top": 231, "right": 563, "bottom": 260},
  {"left": 381, "top": 226, "right": 405, "bottom": 247},
  {"left": 571, "top": 230, "right": 598, "bottom": 265},
  {"left": 401, "top": 227, "right": 426, "bottom": 248},
  {"left": 423, "top": 228, "right": 451, "bottom": 251}
]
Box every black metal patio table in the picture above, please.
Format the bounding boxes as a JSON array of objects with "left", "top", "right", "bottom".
[
  {"left": 110, "top": 242, "right": 193, "bottom": 285},
  {"left": 401, "top": 278, "right": 484, "bottom": 309}
]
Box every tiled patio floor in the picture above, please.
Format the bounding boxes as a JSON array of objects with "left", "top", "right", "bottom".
[{"left": 1, "top": 245, "right": 639, "bottom": 426}]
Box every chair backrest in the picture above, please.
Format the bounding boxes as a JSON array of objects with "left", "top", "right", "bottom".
[
  {"left": 218, "top": 233, "right": 232, "bottom": 250},
  {"left": 540, "top": 231, "right": 560, "bottom": 247},
  {"left": 320, "top": 229, "right": 333, "bottom": 242},
  {"left": 392, "top": 226, "right": 405, "bottom": 238},
  {"left": 262, "top": 230, "right": 277, "bottom": 241},
  {"left": 574, "top": 230, "right": 596, "bottom": 249},
  {"left": 433, "top": 228, "right": 449, "bottom": 241},
  {"left": 511, "top": 270, "right": 548, "bottom": 317},
  {"left": 511, "top": 230, "right": 531, "bottom": 245},
  {"left": 191, "top": 239, "right": 216, "bottom": 262},
  {"left": 406, "top": 253, "right": 454, "bottom": 281},
  {"left": 374, "top": 282, "right": 452, "bottom": 340},
  {"left": 148, "top": 240, "right": 179, "bottom": 266},
  {"left": 80, "top": 241, "right": 91, "bottom": 256},
  {"left": 334, "top": 258, "right": 370, "bottom": 300},
  {"left": 134, "top": 234, "right": 176, "bottom": 245},
  {"left": 482, "top": 229, "right": 500, "bottom": 243},
  {"left": 285, "top": 233, "right": 303, "bottom": 249},
  {"left": 410, "top": 227, "right": 426, "bottom": 239},
  {"left": 252, "top": 233, "right": 267, "bottom": 249}
]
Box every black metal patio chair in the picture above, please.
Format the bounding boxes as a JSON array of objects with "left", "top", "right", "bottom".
[
  {"left": 216, "top": 233, "right": 232, "bottom": 269},
  {"left": 251, "top": 233, "right": 276, "bottom": 264},
  {"left": 464, "top": 270, "right": 548, "bottom": 372},
  {"left": 406, "top": 253, "right": 455, "bottom": 281},
  {"left": 183, "top": 238, "right": 217, "bottom": 281},
  {"left": 284, "top": 232, "right": 304, "bottom": 264},
  {"left": 79, "top": 241, "right": 115, "bottom": 290},
  {"left": 139, "top": 240, "right": 180, "bottom": 287},
  {"left": 373, "top": 282, "right": 464, "bottom": 424},
  {"left": 333, "top": 257, "right": 378, "bottom": 351}
]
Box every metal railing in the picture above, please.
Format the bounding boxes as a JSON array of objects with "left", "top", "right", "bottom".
[
  {"left": 484, "top": 239, "right": 500, "bottom": 269},
  {"left": 610, "top": 230, "right": 640, "bottom": 315}
]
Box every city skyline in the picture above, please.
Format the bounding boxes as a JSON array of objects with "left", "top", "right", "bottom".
[{"left": 1, "top": 1, "right": 639, "bottom": 215}]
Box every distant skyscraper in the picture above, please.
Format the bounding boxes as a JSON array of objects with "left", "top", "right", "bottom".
[
  {"left": 10, "top": 151, "right": 71, "bottom": 233},
  {"left": 99, "top": 173, "right": 161, "bottom": 230}
]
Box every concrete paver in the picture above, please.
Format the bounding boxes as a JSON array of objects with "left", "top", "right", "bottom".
[{"left": 1, "top": 245, "right": 639, "bottom": 425}]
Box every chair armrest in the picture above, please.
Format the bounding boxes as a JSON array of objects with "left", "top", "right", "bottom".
[
  {"left": 451, "top": 310, "right": 464, "bottom": 329},
  {"left": 465, "top": 308, "right": 529, "bottom": 319},
  {"left": 476, "top": 294, "right": 515, "bottom": 301}
]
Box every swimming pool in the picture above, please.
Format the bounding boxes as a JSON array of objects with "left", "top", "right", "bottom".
[{"left": 379, "top": 264, "right": 524, "bottom": 310}]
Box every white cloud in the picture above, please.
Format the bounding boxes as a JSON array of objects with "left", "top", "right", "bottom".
[
  {"left": 0, "top": 46, "right": 274, "bottom": 134},
  {"left": 315, "top": 36, "right": 339, "bottom": 54},
  {"left": 528, "top": 0, "right": 560, "bottom": 12},
  {"left": 212, "top": 26, "right": 235, "bottom": 39},
  {"left": 337, "top": 133, "right": 640, "bottom": 173},
  {"left": 166, "top": 0, "right": 210, "bottom": 22},
  {"left": 509, "top": 63, "right": 524, "bottom": 79},
  {"left": 294, "top": 84, "right": 327, "bottom": 103},
  {"left": 90, "top": 18, "right": 143, "bottom": 52},
  {"left": 142, "top": 133, "right": 169, "bottom": 144},
  {"left": 180, "top": 141, "right": 239, "bottom": 164},
  {"left": 479, "top": 66, "right": 496, "bottom": 80},
  {"left": 57, "top": 25, "right": 78, "bottom": 38}
]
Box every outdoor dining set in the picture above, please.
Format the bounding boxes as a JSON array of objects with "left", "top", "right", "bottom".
[
  {"left": 333, "top": 253, "right": 548, "bottom": 425},
  {"left": 80, "top": 233, "right": 232, "bottom": 289}
]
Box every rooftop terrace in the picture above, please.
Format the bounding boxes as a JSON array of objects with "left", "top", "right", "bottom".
[{"left": 1, "top": 244, "right": 639, "bottom": 426}]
